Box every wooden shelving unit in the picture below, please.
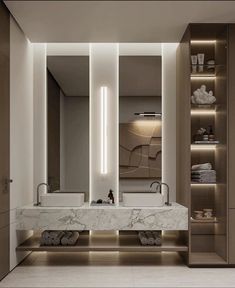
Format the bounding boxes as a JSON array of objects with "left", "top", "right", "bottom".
[
  {"left": 177, "top": 24, "right": 229, "bottom": 266},
  {"left": 16, "top": 232, "right": 188, "bottom": 253}
]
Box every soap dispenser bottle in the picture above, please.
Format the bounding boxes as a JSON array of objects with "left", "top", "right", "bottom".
[
  {"left": 208, "top": 125, "right": 215, "bottom": 142},
  {"left": 108, "top": 189, "right": 115, "bottom": 204}
]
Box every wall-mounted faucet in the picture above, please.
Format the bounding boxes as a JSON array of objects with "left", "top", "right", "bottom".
[{"left": 34, "top": 183, "right": 50, "bottom": 206}]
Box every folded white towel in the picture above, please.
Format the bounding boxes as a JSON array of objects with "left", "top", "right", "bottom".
[
  {"left": 191, "top": 163, "right": 212, "bottom": 171},
  {"left": 152, "top": 231, "right": 162, "bottom": 246},
  {"left": 191, "top": 169, "right": 216, "bottom": 174}
]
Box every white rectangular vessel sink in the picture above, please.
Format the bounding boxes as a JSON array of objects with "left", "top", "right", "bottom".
[
  {"left": 123, "top": 192, "right": 164, "bottom": 207},
  {"left": 40, "top": 193, "right": 84, "bottom": 207}
]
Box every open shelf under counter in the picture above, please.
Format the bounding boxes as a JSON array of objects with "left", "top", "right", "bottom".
[{"left": 16, "top": 231, "right": 188, "bottom": 253}]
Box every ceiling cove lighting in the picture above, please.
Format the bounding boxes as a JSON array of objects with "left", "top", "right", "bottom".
[
  {"left": 191, "top": 40, "right": 216, "bottom": 44},
  {"left": 101, "top": 86, "right": 108, "bottom": 175},
  {"left": 191, "top": 144, "right": 216, "bottom": 150},
  {"left": 134, "top": 112, "right": 162, "bottom": 117}
]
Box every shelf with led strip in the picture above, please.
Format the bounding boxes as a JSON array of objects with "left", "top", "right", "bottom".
[
  {"left": 16, "top": 231, "right": 188, "bottom": 253},
  {"left": 191, "top": 217, "right": 218, "bottom": 224},
  {"left": 191, "top": 182, "right": 217, "bottom": 185},
  {"left": 190, "top": 144, "right": 218, "bottom": 150},
  {"left": 176, "top": 24, "right": 229, "bottom": 266}
]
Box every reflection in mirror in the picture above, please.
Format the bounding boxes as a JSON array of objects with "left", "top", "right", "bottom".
[
  {"left": 47, "top": 55, "right": 89, "bottom": 200},
  {"left": 119, "top": 55, "right": 162, "bottom": 198}
]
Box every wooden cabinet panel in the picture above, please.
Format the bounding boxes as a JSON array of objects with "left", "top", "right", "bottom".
[
  {"left": 0, "top": 2, "right": 10, "bottom": 280},
  {"left": 228, "top": 25, "right": 235, "bottom": 208},
  {"left": 229, "top": 209, "right": 235, "bottom": 264},
  {"left": 0, "top": 226, "right": 9, "bottom": 279},
  {"left": 0, "top": 2, "right": 10, "bottom": 215}
]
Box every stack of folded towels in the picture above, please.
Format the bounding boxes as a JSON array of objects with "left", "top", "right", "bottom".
[
  {"left": 40, "top": 230, "right": 79, "bottom": 246},
  {"left": 191, "top": 163, "right": 216, "bottom": 183},
  {"left": 138, "top": 231, "right": 162, "bottom": 246}
]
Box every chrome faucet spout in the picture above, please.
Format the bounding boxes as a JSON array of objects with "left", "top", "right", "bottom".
[
  {"left": 161, "top": 182, "right": 171, "bottom": 206},
  {"left": 34, "top": 183, "right": 50, "bottom": 206},
  {"left": 150, "top": 180, "right": 161, "bottom": 193}
]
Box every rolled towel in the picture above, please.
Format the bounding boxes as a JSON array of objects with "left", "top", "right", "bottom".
[
  {"left": 51, "top": 231, "right": 65, "bottom": 246},
  {"left": 152, "top": 231, "right": 162, "bottom": 246},
  {"left": 40, "top": 231, "right": 53, "bottom": 246},
  {"left": 191, "top": 163, "right": 212, "bottom": 171},
  {"left": 67, "top": 231, "right": 79, "bottom": 246},
  {"left": 138, "top": 232, "right": 148, "bottom": 246},
  {"left": 145, "top": 231, "right": 155, "bottom": 246},
  {"left": 61, "top": 231, "right": 73, "bottom": 246},
  {"left": 41, "top": 230, "right": 52, "bottom": 240},
  {"left": 49, "top": 231, "right": 62, "bottom": 240},
  {"left": 43, "top": 237, "right": 52, "bottom": 246}
]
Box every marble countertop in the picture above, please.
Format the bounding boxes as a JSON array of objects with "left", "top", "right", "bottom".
[
  {"left": 20, "top": 202, "right": 185, "bottom": 210},
  {"left": 16, "top": 202, "right": 188, "bottom": 231}
]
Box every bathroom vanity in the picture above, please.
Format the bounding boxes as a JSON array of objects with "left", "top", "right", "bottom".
[{"left": 16, "top": 202, "right": 188, "bottom": 253}]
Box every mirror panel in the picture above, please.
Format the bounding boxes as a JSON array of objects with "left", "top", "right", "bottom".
[
  {"left": 47, "top": 55, "right": 89, "bottom": 200},
  {"left": 119, "top": 54, "right": 162, "bottom": 198}
]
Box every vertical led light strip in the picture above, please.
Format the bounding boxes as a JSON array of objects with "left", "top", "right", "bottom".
[{"left": 101, "top": 86, "right": 108, "bottom": 175}]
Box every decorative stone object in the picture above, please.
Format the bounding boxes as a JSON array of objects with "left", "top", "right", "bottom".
[{"left": 191, "top": 85, "right": 216, "bottom": 104}]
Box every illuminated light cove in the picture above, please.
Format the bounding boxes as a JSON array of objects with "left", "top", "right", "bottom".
[{"left": 101, "top": 86, "right": 108, "bottom": 175}]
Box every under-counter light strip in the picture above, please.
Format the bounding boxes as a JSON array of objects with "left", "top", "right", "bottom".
[{"left": 101, "top": 86, "right": 108, "bottom": 175}]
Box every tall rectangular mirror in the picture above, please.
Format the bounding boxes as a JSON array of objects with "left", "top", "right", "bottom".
[
  {"left": 47, "top": 53, "right": 89, "bottom": 200},
  {"left": 119, "top": 47, "right": 162, "bottom": 202}
]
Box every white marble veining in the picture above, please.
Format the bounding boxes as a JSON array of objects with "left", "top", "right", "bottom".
[{"left": 16, "top": 202, "right": 188, "bottom": 231}]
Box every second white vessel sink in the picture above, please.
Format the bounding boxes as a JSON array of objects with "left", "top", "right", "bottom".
[
  {"left": 122, "top": 192, "right": 164, "bottom": 207},
  {"left": 40, "top": 193, "right": 84, "bottom": 207}
]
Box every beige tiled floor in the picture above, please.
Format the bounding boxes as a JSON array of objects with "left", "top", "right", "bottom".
[{"left": 1, "top": 252, "right": 235, "bottom": 287}]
